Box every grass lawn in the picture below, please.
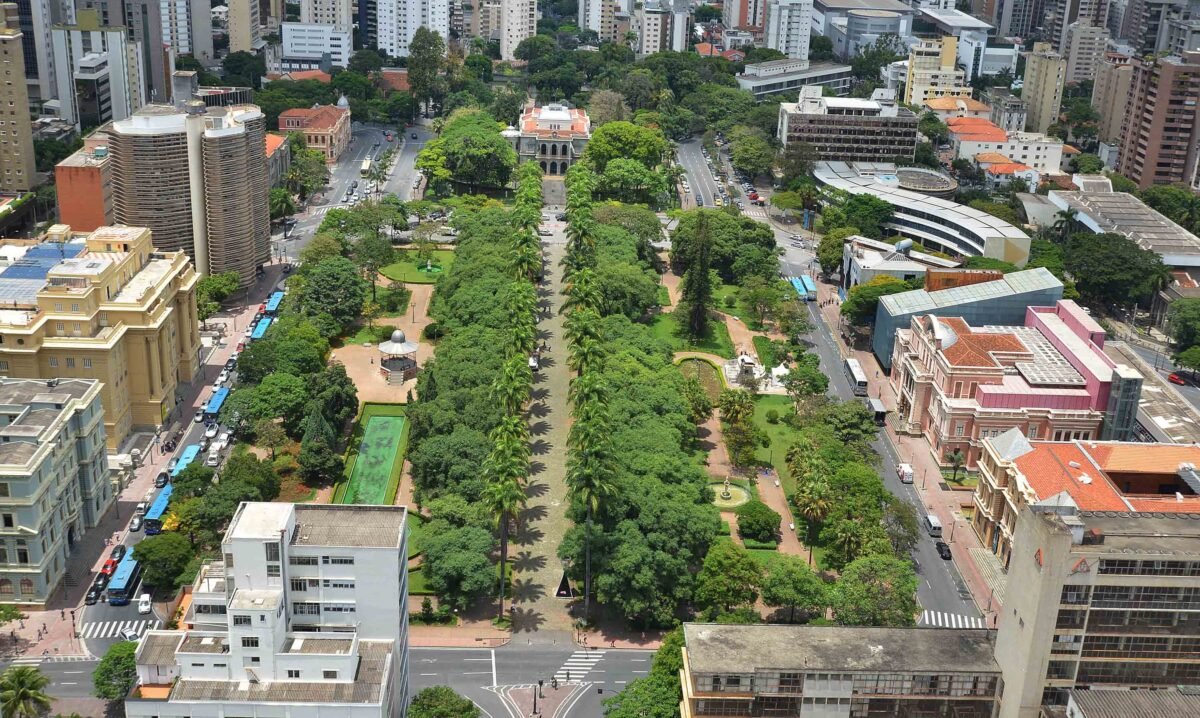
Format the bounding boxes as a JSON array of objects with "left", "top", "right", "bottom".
[
  {"left": 407, "top": 513, "right": 425, "bottom": 559},
  {"left": 380, "top": 249, "right": 456, "bottom": 284},
  {"left": 340, "top": 324, "right": 395, "bottom": 346},
  {"left": 656, "top": 284, "right": 671, "bottom": 307},
  {"left": 408, "top": 566, "right": 433, "bottom": 595},
  {"left": 942, "top": 470, "right": 979, "bottom": 488},
  {"left": 372, "top": 283, "right": 411, "bottom": 317},
  {"left": 746, "top": 548, "right": 781, "bottom": 568},
  {"left": 753, "top": 335, "right": 776, "bottom": 368},
  {"left": 647, "top": 311, "right": 735, "bottom": 358},
  {"left": 335, "top": 403, "right": 409, "bottom": 505},
  {"left": 713, "top": 283, "right": 762, "bottom": 328},
  {"left": 753, "top": 394, "right": 800, "bottom": 495},
  {"left": 677, "top": 357, "right": 725, "bottom": 401}
]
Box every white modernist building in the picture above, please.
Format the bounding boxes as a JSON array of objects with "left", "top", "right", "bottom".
[
  {"left": 160, "top": 0, "right": 215, "bottom": 61},
  {"left": 280, "top": 21, "right": 353, "bottom": 69},
  {"left": 737, "top": 58, "right": 854, "bottom": 98},
  {"left": 0, "top": 378, "right": 113, "bottom": 606},
  {"left": 814, "top": 161, "right": 1031, "bottom": 265},
  {"left": 499, "top": 0, "right": 536, "bottom": 62},
  {"left": 126, "top": 502, "right": 409, "bottom": 718},
  {"left": 376, "top": 0, "right": 449, "bottom": 58},
  {"left": 51, "top": 12, "right": 147, "bottom": 128},
  {"left": 765, "top": 0, "right": 813, "bottom": 59}
]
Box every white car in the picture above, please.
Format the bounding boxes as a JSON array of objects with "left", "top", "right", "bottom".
[
  {"left": 204, "top": 423, "right": 220, "bottom": 439},
  {"left": 137, "top": 594, "right": 152, "bottom": 615},
  {"left": 194, "top": 408, "right": 205, "bottom": 423},
  {"left": 538, "top": 228, "right": 553, "bottom": 236},
  {"left": 216, "top": 370, "right": 230, "bottom": 385},
  {"left": 119, "top": 627, "right": 142, "bottom": 642},
  {"left": 216, "top": 432, "right": 232, "bottom": 451},
  {"left": 205, "top": 450, "right": 221, "bottom": 467}
]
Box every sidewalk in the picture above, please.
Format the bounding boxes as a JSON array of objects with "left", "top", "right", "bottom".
[{"left": 810, "top": 282, "right": 1002, "bottom": 625}]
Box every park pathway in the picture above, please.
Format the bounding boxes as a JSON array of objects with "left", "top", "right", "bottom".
[{"left": 510, "top": 239, "right": 574, "bottom": 639}]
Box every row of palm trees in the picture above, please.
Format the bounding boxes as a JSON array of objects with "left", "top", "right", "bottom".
[
  {"left": 786, "top": 436, "right": 834, "bottom": 568},
  {"left": 561, "top": 165, "right": 618, "bottom": 622},
  {"left": 482, "top": 162, "right": 545, "bottom": 620}
]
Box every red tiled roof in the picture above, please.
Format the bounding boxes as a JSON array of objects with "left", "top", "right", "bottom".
[
  {"left": 264, "top": 133, "right": 287, "bottom": 157},
  {"left": 695, "top": 43, "right": 718, "bottom": 56},
  {"left": 1011, "top": 442, "right": 1200, "bottom": 512},
  {"left": 722, "top": 49, "right": 746, "bottom": 61},
  {"left": 378, "top": 68, "right": 410, "bottom": 92},
  {"left": 929, "top": 316, "right": 1028, "bottom": 368},
  {"left": 279, "top": 105, "right": 348, "bottom": 131},
  {"left": 974, "top": 152, "right": 1013, "bottom": 164},
  {"left": 987, "top": 163, "right": 1033, "bottom": 175}
]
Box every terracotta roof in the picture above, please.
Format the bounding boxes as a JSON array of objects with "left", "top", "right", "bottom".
[
  {"left": 722, "top": 49, "right": 746, "bottom": 61},
  {"left": 519, "top": 104, "right": 590, "bottom": 139},
  {"left": 987, "top": 163, "right": 1033, "bottom": 175},
  {"left": 269, "top": 69, "right": 332, "bottom": 83},
  {"left": 279, "top": 105, "right": 348, "bottom": 131},
  {"left": 378, "top": 68, "right": 410, "bottom": 92},
  {"left": 695, "top": 42, "right": 718, "bottom": 56},
  {"left": 1086, "top": 443, "right": 1200, "bottom": 475},
  {"left": 1062, "top": 144, "right": 1080, "bottom": 154},
  {"left": 924, "top": 97, "right": 990, "bottom": 112},
  {"left": 929, "top": 316, "right": 1028, "bottom": 368},
  {"left": 974, "top": 152, "right": 1013, "bottom": 164},
  {"left": 264, "top": 133, "right": 287, "bottom": 157}
]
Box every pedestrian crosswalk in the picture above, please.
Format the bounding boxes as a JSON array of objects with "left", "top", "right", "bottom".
[
  {"left": 310, "top": 204, "right": 346, "bottom": 217},
  {"left": 920, "top": 610, "right": 986, "bottom": 629},
  {"left": 5, "top": 654, "right": 90, "bottom": 667},
  {"left": 79, "top": 618, "right": 160, "bottom": 639},
  {"left": 552, "top": 650, "right": 605, "bottom": 682}
]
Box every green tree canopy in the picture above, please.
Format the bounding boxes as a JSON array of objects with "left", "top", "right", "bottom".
[
  {"left": 408, "top": 686, "right": 481, "bottom": 718},
  {"left": 832, "top": 554, "right": 919, "bottom": 626},
  {"left": 694, "top": 540, "right": 763, "bottom": 614},
  {"left": 132, "top": 532, "right": 193, "bottom": 590},
  {"left": 583, "top": 121, "right": 668, "bottom": 172},
  {"left": 1064, "top": 232, "right": 1166, "bottom": 306},
  {"left": 736, "top": 499, "right": 782, "bottom": 543},
  {"left": 840, "top": 275, "right": 910, "bottom": 325},
  {"left": 761, "top": 554, "right": 827, "bottom": 622},
  {"left": 1169, "top": 298, "right": 1200, "bottom": 349},
  {"left": 93, "top": 641, "right": 138, "bottom": 700}
]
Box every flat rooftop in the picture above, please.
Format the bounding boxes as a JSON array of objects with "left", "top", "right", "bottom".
[
  {"left": 1102, "top": 341, "right": 1200, "bottom": 445},
  {"left": 684, "top": 624, "right": 1000, "bottom": 675},
  {"left": 880, "top": 267, "right": 1061, "bottom": 316},
  {"left": 813, "top": 0, "right": 913, "bottom": 11},
  {"left": 1067, "top": 687, "right": 1200, "bottom": 717},
  {"left": 292, "top": 504, "right": 406, "bottom": 548},
  {"left": 229, "top": 589, "right": 281, "bottom": 611},
  {"left": 1050, "top": 191, "right": 1200, "bottom": 264},
  {"left": 920, "top": 6, "right": 993, "bottom": 28}
]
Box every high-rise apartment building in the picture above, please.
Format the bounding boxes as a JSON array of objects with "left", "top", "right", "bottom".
[
  {"left": 1045, "top": 0, "right": 1109, "bottom": 51},
  {"left": 1162, "top": 0, "right": 1200, "bottom": 54},
  {"left": 301, "top": 0, "right": 353, "bottom": 28},
  {"left": 679, "top": 624, "right": 1004, "bottom": 718},
  {"left": 0, "top": 224, "right": 201, "bottom": 449},
  {"left": 228, "top": 0, "right": 263, "bottom": 51},
  {"left": 1090, "top": 52, "right": 1132, "bottom": 143},
  {"left": 11, "top": 0, "right": 57, "bottom": 105},
  {"left": 634, "top": 0, "right": 668, "bottom": 55},
  {"left": 777, "top": 85, "right": 918, "bottom": 161},
  {"left": 0, "top": 2, "right": 35, "bottom": 191},
  {"left": 765, "top": 0, "right": 812, "bottom": 60},
  {"left": 0, "top": 378, "right": 113, "bottom": 606},
  {"left": 1021, "top": 42, "right": 1066, "bottom": 134},
  {"left": 904, "top": 36, "right": 972, "bottom": 105},
  {"left": 499, "top": 0, "right": 535, "bottom": 61},
  {"left": 980, "top": 434, "right": 1200, "bottom": 716},
  {"left": 1122, "top": 0, "right": 1185, "bottom": 52},
  {"left": 127, "top": 502, "right": 409, "bottom": 718},
  {"left": 1064, "top": 21, "right": 1109, "bottom": 82},
  {"left": 994, "top": 0, "right": 1039, "bottom": 38},
  {"left": 160, "top": 0, "right": 215, "bottom": 61},
  {"left": 50, "top": 9, "right": 146, "bottom": 129},
  {"left": 1117, "top": 51, "right": 1200, "bottom": 189},
  {"left": 376, "top": 0, "right": 448, "bottom": 57},
  {"left": 723, "top": 0, "right": 767, "bottom": 31},
  {"left": 985, "top": 86, "right": 1029, "bottom": 133}
]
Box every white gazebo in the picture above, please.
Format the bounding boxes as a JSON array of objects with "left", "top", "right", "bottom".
[{"left": 378, "top": 329, "right": 420, "bottom": 384}]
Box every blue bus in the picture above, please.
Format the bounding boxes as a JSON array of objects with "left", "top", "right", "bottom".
[
  {"left": 264, "top": 291, "right": 284, "bottom": 315},
  {"left": 250, "top": 317, "right": 273, "bottom": 341},
  {"left": 170, "top": 444, "right": 202, "bottom": 479},
  {"left": 206, "top": 387, "right": 229, "bottom": 421},
  {"left": 790, "top": 276, "right": 817, "bottom": 302},
  {"left": 143, "top": 485, "right": 174, "bottom": 535},
  {"left": 107, "top": 554, "right": 142, "bottom": 605}
]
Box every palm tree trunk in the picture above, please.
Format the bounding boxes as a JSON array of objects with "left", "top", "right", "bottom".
[
  {"left": 498, "top": 514, "right": 508, "bottom": 620},
  {"left": 806, "top": 523, "right": 814, "bottom": 568},
  {"left": 584, "top": 507, "right": 592, "bottom": 622}
]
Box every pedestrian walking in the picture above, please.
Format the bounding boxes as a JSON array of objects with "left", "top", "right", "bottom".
[{"left": 60, "top": 609, "right": 64, "bottom": 620}]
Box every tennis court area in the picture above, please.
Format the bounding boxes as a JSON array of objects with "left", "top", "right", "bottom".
[{"left": 337, "top": 404, "right": 408, "bottom": 505}]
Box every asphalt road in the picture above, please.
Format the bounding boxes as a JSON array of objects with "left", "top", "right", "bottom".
[
  {"left": 1127, "top": 342, "right": 1200, "bottom": 409},
  {"left": 674, "top": 138, "right": 979, "bottom": 621}
]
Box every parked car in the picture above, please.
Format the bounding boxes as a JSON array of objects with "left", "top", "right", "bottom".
[
  {"left": 199, "top": 436, "right": 211, "bottom": 451},
  {"left": 135, "top": 501, "right": 148, "bottom": 516},
  {"left": 555, "top": 213, "right": 566, "bottom": 221},
  {"left": 411, "top": 133, "right": 418, "bottom": 139},
  {"left": 110, "top": 545, "right": 127, "bottom": 562},
  {"left": 1169, "top": 373, "right": 1190, "bottom": 386},
  {"left": 129, "top": 515, "right": 143, "bottom": 532},
  {"left": 205, "top": 449, "right": 221, "bottom": 468},
  {"left": 85, "top": 585, "right": 103, "bottom": 605},
  {"left": 224, "top": 357, "right": 237, "bottom": 371},
  {"left": 216, "top": 370, "right": 230, "bottom": 386},
  {"left": 119, "top": 627, "right": 141, "bottom": 642},
  {"left": 216, "top": 432, "right": 232, "bottom": 452},
  {"left": 155, "top": 470, "right": 169, "bottom": 488},
  {"left": 205, "top": 423, "right": 220, "bottom": 439},
  {"left": 92, "top": 572, "right": 109, "bottom": 590},
  {"left": 101, "top": 558, "right": 119, "bottom": 576},
  {"left": 167, "top": 457, "right": 178, "bottom": 472},
  {"left": 896, "top": 463, "right": 914, "bottom": 484},
  {"left": 935, "top": 541, "right": 952, "bottom": 560},
  {"left": 137, "top": 594, "right": 153, "bottom": 615},
  {"left": 538, "top": 228, "right": 553, "bottom": 236}
]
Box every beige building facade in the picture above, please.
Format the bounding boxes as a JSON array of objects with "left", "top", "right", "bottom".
[
  {"left": 904, "top": 37, "right": 973, "bottom": 105},
  {"left": 1090, "top": 52, "right": 1133, "bottom": 144},
  {"left": 228, "top": 0, "right": 263, "bottom": 52},
  {"left": 1063, "top": 22, "right": 1108, "bottom": 83},
  {"left": 1021, "top": 42, "right": 1066, "bottom": 134},
  {"left": 0, "top": 4, "right": 37, "bottom": 192},
  {"left": 0, "top": 225, "right": 201, "bottom": 450}
]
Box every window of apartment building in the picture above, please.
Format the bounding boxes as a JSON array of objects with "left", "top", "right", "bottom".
[
  {"left": 953, "top": 381, "right": 962, "bottom": 397},
  {"left": 0, "top": 362, "right": 7, "bottom": 372},
  {"left": 265, "top": 542, "right": 280, "bottom": 562},
  {"left": 289, "top": 555, "right": 317, "bottom": 566},
  {"left": 287, "top": 670, "right": 301, "bottom": 678},
  {"left": 233, "top": 615, "right": 251, "bottom": 626},
  {"left": 48, "top": 358, "right": 57, "bottom": 368},
  {"left": 70, "top": 304, "right": 78, "bottom": 313},
  {"left": 1, "top": 515, "right": 11, "bottom": 529},
  {"left": 323, "top": 670, "right": 338, "bottom": 679},
  {"left": 292, "top": 602, "right": 321, "bottom": 615},
  {"left": 55, "top": 322, "right": 63, "bottom": 334},
  {"left": 954, "top": 422, "right": 965, "bottom": 437},
  {"left": 322, "top": 556, "right": 354, "bottom": 565},
  {"left": 322, "top": 579, "right": 355, "bottom": 589},
  {"left": 65, "top": 358, "right": 74, "bottom": 369},
  {"left": 1026, "top": 425, "right": 1039, "bottom": 440},
  {"left": 267, "top": 565, "right": 280, "bottom": 577},
  {"left": 54, "top": 303, "right": 62, "bottom": 312},
  {"left": 290, "top": 579, "right": 307, "bottom": 592},
  {"left": 241, "top": 637, "right": 259, "bottom": 648},
  {"left": 83, "top": 359, "right": 91, "bottom": 369}
]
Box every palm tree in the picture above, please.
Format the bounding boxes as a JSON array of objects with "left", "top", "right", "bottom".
[
  {"left": 491, "top": 356, "right": 533, "bottom": 414},
  {"left": 565, "top": 444, "right": 617, "bottom": 622},
  {"left": 794, "top": 482, "right": 832, "bottom": 567},
  {"left": 481, "top": 474, "right": 527, "bottom": 619},
  {"left": 833, "top": 519, "right": 865, "bottom": 562},
  {"left": 563, "top": 308, "right": 602, "bottom": 348},
  {"left": 1052, "top": 207, "right": 1078, "bottom": 243},
  {"left": 562, "top": 269, "right": 602, "bottom": 315},
  {"left": 946, "top": 448, "right": 967, "bottom": 482},
  {"left": 510, "top": 240, "right": 542, "bottom": 283},
  {"left": 568, "top": 336, "right": 606, "bottom": 376},
  {"left": 718, "top": 389, "right": 755, "bottom": 427},
  {"left": 269, "top": 188, "right": 296, "bottom": 221},
  {"left": 568, "top": 372, "right": 609, "bottom": 414},
  {"left": 0, "top": 666, "right": 51, "bottom": 718}
]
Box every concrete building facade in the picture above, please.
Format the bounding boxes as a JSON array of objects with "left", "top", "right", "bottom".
[
  {"left": 376, "top": 0, "right": 449, "bottom": 58},
  {"left": 50, "top": 9, "right": 146, "bottom": 129},
  {"left": 279, "top": 22, "right": 353, "bottom": 69},
  {"left": 777, "top": 85, "right": 918, "bottom": 162},
  {"left": 0, "top": 4, "right": 37, "bottom": 192},
  {"left": 1117, "top": 51, "right": 1200, "bottom": 190},
  {"left": 723, "top": 0, "right": 767, "bottom": 30},
  {"left": 947, "top": 117, "right": 1065, "bottom": 174},
  {"left": 0, "top": 225, "right": 201, "bottom": 449},
  {"left": 499, "top": 0, "right": 536, "bottom": 61},
  {"left": 904, "top": 36, "right": 972, "bottom": 105},
  {"left": 737, "top": 58, "right": 855, "bottom": 98},
  {"left": 227, "top": 0, "right": 263, "bottom": 52},
  {"left": 1021, "top": 42, "right": 1067, "bottom": 135},
  {"left": 300, "top": 0, "right": 353, "bottom": 27},
  {"left": 765, "top": 0, "right": 813, "bottom": 59},
  {"left": 505, "top": 103, "right": 591, "bottom": 176},
  {"left": 1090, "top": 52, "right": 1132, "bottom": 144},
  {"left": 0, "top": 378, "right": 112, "bottom": 606},
  {"left": 1063, "top": 21, "right": 1109, "bottom": 82},
  {"left": 127, "top": 502, "right": 410, "bottom": 718},
  {"left": 984, "top": 88, "right": 1028, "bottom": 134}
]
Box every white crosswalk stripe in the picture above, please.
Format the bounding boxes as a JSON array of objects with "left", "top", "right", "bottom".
[
  {"left": 309, "top": 204, "right": 348, "bottom": 217},
  {"left": 8, "top": 657, "right": 42, "bottom": 666},
  {"left": 79, "top": 618, "right": 160, "bottom": 639},
  {"left": 552, "top": 650, "right": 605, "bottom": 682},
  {"left": 919, "top": 610, "right": 986, "bottom": 629}
]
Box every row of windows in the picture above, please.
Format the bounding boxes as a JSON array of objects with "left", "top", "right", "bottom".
[
  {"left": 45, "top": 357, "right": 94, "bottom": 369},
  {"left": 1099, "top": 559, "right": 1200, "bottom": 576},
  {"left": 287, "top": 555, "right": 354, "bottom": 566}
]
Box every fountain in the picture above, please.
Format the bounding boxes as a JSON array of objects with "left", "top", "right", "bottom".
[{"left": 720, "top": 478, "right": 732, "bottom": 500}]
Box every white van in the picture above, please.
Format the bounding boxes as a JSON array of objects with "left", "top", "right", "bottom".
[
  {"left": 897, "top": 463, "right": 914, "bottom": 484},
  {"left": 134, "top": 502, "right": 148, "bottom": 516},
  {"left": 205, "top": 447, "right": 221, "bottom": 467},
  {"left": 924, "top": 515, "right": 943, "bottom": 538}
]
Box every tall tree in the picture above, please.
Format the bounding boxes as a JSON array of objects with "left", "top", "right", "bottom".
[
  {"left": 694, "top": 540, "right": 763, "bottom": 614},
  {"left": 408, "top": 28, "right": 446, "bottom": 113},
  {"left": 831, "top": 554, "right": 919, "bottom": 626},
  {"left": 0, "top": 667, "right": 51, "bottom": 718},
  {"left": 481, "top": 475, "right": 526, "bottom": 619},
  {"left": 680, "top": 212, "right": 713, "bottom": 338},
  {"left": 761, "top": 554, "right": 827, "bottom": 622},
  {"left": 93, "top": 641, "right": 138, "bottom": 700}
]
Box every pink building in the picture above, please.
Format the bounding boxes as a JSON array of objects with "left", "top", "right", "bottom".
[{"left": 889, "top": 300, "right": 1143, "bottom": 470}]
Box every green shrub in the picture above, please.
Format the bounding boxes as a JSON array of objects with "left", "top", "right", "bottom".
[
  {"left": 766, "top": 409, "right": 780, "bottom": 424},
  {"left": 422, "top": 322, "right": 444, "bottom": 340},
  {"left": 736, "top": 499, "right": 782, "bottom": 543}
]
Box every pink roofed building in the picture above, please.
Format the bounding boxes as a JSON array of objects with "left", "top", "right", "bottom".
[
  {"left": 504, "top": 103, "right": 591, "bottom": 176},
  {"left": 889, "top": 299, "right": 1143, "bottom": 471}
]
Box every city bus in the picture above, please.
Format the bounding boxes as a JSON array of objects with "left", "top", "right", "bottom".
[
  {"left": 360, "top": 159, "right": 372, "bottom": 177},
  {"left": 250, "top": 317, "right": 273, "bottom": 341},
  {"left": 143, "top": 485, "right": 174, "bottom": 535},
  {"left": 264, "top": 291, "right": 284, "bottom": 316},
  {"left": 170, "top": 444, "right": 202, "bottom": 479},
  {"left": 107, "top": 554, "right": 142, "bottom": 605},
  {"left": 844, "top": 358, "right": 869, "bottom": 397},
  {"left": 205, "top": 388, "right": 229, "bottom": 422},
  {"left": 789, "top": 277, "right": 817, "bottom": 302},
  {"left": 800, "top": 274, "right": 818, "bottom": 301}
]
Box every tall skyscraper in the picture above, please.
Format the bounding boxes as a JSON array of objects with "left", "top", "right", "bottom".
[
  {"left": 1044, "top": 0, "right": 1109, "bottom": 51},
  {"left": 161, "top": 0, "right": 214, "bottom": 61},
  {"left": 107, "top": 102, "right": 270, "bottom": 285},
  {"left": 499, "top": 0, "right": 535, "bottom": 61},
  {"left": 1021, "top": 42, "right": 1066, "bottom": 134},
  {"left": 51, "top": 9, "right": 146, "bottom": 128},
  {"left": 376, "top": 0, "right": 448, "bottom": 57},
  {"left": 904, "top": 36, "right": 972, "bottom": 105},
  {"left": 0, "top": 3, "right": 36, "bottom": 191},
  {"left": 1117, "top": 51, "right": 1200, "bottom": 189},
  {"left": 1063, "top": 21, "right": 1109, "bottom": 82},
  {"left": 12, "top": 0, "right": 57, "bottom": 104},
  {"left": 993, "top": 0, "right": 1039, "bottom": 37},
  {"left": 1091, "top": 51, "right": 1133, "bottom": 143},
  {"left": 1122, "top": 0, "right": 1185, "bottom": 52},
  {"left": 227, "top": 0, "right": 263, "bottom": 51},
  {"left": 301, "top": 0, "right": 353, "bottom": 28},
  {"left": 765, "top": 0, "right": 812, "bottom": 60},
  {"left": 723, "top": 0, "right": 766, "bottom": 31}
]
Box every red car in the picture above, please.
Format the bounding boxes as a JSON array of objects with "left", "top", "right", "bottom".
[
  {"left": 236, "top": 341, "right": 245, "bottom": 352},
  {"left": 100, "top": 558, "right": 118, "bottom": 576},
  {"left": 1169, "top": 373, "right": 1190, "bottom": 386}
]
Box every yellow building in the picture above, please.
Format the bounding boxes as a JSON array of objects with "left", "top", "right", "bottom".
[
  {"left": 904, "top": 36, "right": 973, "bottom": 106},
  {"left": 0, "top": 224, "right": 201, "bottom": 450}
]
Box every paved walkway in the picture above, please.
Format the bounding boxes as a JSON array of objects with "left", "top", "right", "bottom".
[
  {"left": 811, "top": 281, "right": 1001, "bottom": 623},
  {"left": 330, "top": 282, "right": 434, "bottom": 405},
  {"left": 510, "top": 241, "right": 574, "bottom": 638}
]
